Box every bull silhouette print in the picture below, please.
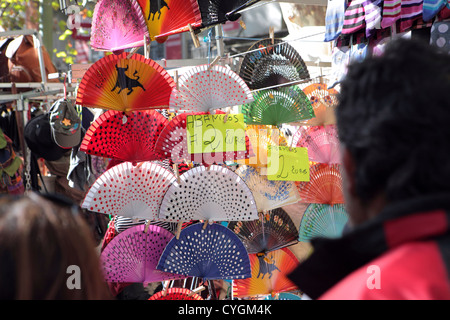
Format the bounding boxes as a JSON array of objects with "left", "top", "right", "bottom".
[
  {"left": 148, "top": 0, "right": 170, "bottom": 21},
  {"left": 256, "top": 254, "right": 280, "bottom": 279},
  {"left": 111, "top": 65, "right": 146, "bottom": 95}
]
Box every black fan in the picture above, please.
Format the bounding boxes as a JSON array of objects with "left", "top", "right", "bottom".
[{"left": 197, "top": 0, "right": 261, "bottom": 27}]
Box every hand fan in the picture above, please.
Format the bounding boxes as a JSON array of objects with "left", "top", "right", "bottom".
[
  {"left": 197, "top": 0, "right": 261, "bottom": 27},
  {"left": 137, "top": 0, "right": 203, "bottom": 42},
  {"left": 100, "top": 224, "right": 187, "bottom": 284},
  {"left": 80, "top": 110, "right": 168, "bottom": 162},
  {"left": 82, "top": 161, "right": 176, "bottom": 220},
  {"left": 235, "top": 165, "right": 301, "bottom": 212},
  {"left": 148, "top": 287, "right": 203, "bottom": 300},
  {"left": 295, "top": 163, "right": 344, "bottom": 205},
  {"left": 157, "top": 222, "right": 251, "bottom": 280},
  {"left": 154, "top": 112, "right": 254, "bottom": 165},
  {"left": 169, "top": 64, "right": 253, "bottom": 113},
  {"left": 228, "top": 208, "right": 299, "bottom": 254},
  {"left": 159, "top": 165, "right": 258, "bottom": 222},
  {"left": 90, "top": 0, "right": 149, "bottom": 52},
  {"left": 264, "top": 292, "right": 302, "bottom": 300},
  {"left": 238, "top": 38, "right": 310, "bottom": 90},
  {"left": 232, "top": 248, "right": 299, "bottom": 298},
  {"left": 112, "top": 215, "right": 182, "bottom": 235},
  {"left": 76, "top": 53, "right": 175, "bottom": 112},
  {"left": 241, "top": 86, "right": 314, "bottom": 126},
  {"left": 295, "top": 83, "right": 338, "bottom": 126},
  {"left": 298, "top": 203, "right": 349, "bottom": 242},
  {"left": 292, "top": 125, "right": 341, "bottom": 164}
]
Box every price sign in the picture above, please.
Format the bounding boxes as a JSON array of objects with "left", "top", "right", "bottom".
[
  {"left": 186, "top": 114, "right": 247, "bottom": 154},
  {"left": 267, "top": 146, "right": 310, "bottom": 181}
]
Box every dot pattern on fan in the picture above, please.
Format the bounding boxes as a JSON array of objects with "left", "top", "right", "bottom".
[
  {"left": 82, "top": 162, "right": 176, "bottom": 220},
  {"left": 157, "top": 223, "right": 252, "bottom": 280},
  {"left": 159, "top": 165, "right": 258, "bottom": 222}
]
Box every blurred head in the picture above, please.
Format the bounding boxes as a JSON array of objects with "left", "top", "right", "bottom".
[
  {"left": 336, "top": 38, "right": 450, "bottom": 226},
  {"left": 0, "top": 192, "right": 111, "bottom": 299}
]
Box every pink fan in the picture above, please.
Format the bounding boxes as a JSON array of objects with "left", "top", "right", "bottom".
[
  {"left": 100, "top": 224, "right": 186, "bottom": 284},
  {"left": 292, "top": 125, "right": 341, "bottom": 164},
  {"left": 90, "top": 0, "right": 149, "bottom": 52}
]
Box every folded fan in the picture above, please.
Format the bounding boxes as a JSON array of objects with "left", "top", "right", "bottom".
[
  {"left": 90, "top": 0, "right": 149, "bottom": 52},
  {"left": 228, "top": 208, "right": 299, "bottom": 254},
  {"left": 298, "top": 203, "right": 349, "bottom": 242},
  {"left": 159, "top": 165, "right": 258, "bottom": 222},
  {"left": 76, "top": 53, "right": 175, "bottom": 111},
  {"left": 148, "top": 287, "right": 203, "bottom": 300},
  {"left": 82, "top": 161, "right": 176, "bottom": 220},
  {"left": 100, "top": 224, "right": 187, "bottom": 284},
  {"left": 157, "top": 222, "right": 252, "bottom": 280},
  {"left": 242, "top": 86, "right": 314, "bottom": 126},
  {"left": 197, "top": 0, "right": 261, "bottom": 27},
  {"left": 169, "top": 64, "right": 253, "bottom": 112},
  {"left": 80, "top": 110, "right": 167, "bottom": 162},
  {"left": 239, "top": 38, "right": 310, "bottom": 90}
]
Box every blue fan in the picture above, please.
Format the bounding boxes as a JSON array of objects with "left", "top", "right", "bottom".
[
  {"left": 157, "top": 223, "right": 251, "bottom": 280},
  {"left": 298, "top": 203, "right": 349, "bottom": 242},
  {"left": 264, "top": 292, "right": 302, "bottom": 300}
]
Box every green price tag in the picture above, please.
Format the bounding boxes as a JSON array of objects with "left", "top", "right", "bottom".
[
  {"left": 186, "top": 114, "right": 247, "bottom": 154},
  {"left": 267, "top": 146, "right": 310, "bottom": 181}
]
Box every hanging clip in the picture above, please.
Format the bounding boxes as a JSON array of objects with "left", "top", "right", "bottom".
[
  {"left": 126, "top": 47, "right": 139, "bottom": 59},
  {"left": 174, "top": 70, "right": 179, "bottom": 91},
  {"left": 188, "top": 285, "right": 205, "bottom": 297},
  {"left": 173, "top": 163, "right": 181, "bottom": 184},
  {"left": 176, "top": 221, "right": 183, "bottom": 240},
  {"left": 188, "top": 24, "right": 200, "bottom": 48},
  {"left": 207, "top": 56, "right": 221, "bottom": 71},
  {"left": 269, "top": 26, "right": 275, "bottom": 45},
  {"left": 239, "top": 19, "right": 247, "bottom": 30}
]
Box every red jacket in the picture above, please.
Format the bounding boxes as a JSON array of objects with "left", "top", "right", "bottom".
[{"left": 288, "top": 194, "right": 450, "bottom": 300}]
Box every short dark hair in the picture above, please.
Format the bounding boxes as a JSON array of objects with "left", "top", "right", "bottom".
[{"left": 336, "top": 38, "right": 450, "bottom": 203}]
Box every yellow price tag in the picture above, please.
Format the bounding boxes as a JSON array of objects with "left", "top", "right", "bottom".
[
  {"left": 267, "top": 146, "right": 310, "bottom": 181},
  {"left": 186, "top": 114, "right": 247, "bottom": 154}
]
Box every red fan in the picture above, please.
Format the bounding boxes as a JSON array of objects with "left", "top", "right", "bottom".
[
  {"left": 90, "top": 0, "right": 149, "bottom": 52},
  {"left": 80, "top": 110, "right": 168, "bottom": 163},
  {"left": 148, "top": 287, "right": 203, "bottom": 300},
  {"left": 76, "top": 53, "right": 175, "bottom": 112},
  {"left": 295, "top": 163, "right": 344, "bottom": 205},
  {"left": 154, "top": 112, "right": 255, "bottom": 165}
]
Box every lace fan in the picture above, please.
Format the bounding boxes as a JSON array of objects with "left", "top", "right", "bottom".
[
  {"left": 157, "top": 222, "right": 252, "bottom": 280},
  {"left": 90, "top": 0, "right": 149, "bottom": 52},
  {"left": 100, "top": 224, "right": 186, "bottom": 284},
  {"left": 242, "top": 86, "right": 314, "bottom": 126},
  {"left": 298, "top": 203, "right": 349, "bottom": 242},
  {"left": 82, "top": 161, "right": 176, "bottom": 220},
  {"left": 228, "top": 208, "right": 299, "bottom": 254},
  {"left": 80, "top": 110, "right": 167, "bottom": 163},
  {"left": 169, "top": 64, "right": 253, "bottom": 112},
  {"left": 76, "top": 53, "right": 175, "bottom": 111},
  {"left": 159, "top": 165, "right": 258, "bottom": 223}
]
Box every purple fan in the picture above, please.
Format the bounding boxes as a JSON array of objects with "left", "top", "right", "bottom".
[
  {"left": 157, "top": 223, "right": 251, "bottom": 280},
  {"left": 100, "top": 224, "right": 186, "bottom": 284}
]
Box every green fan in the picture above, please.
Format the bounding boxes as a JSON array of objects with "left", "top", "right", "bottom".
[{"left": 241, "top": 86, "right": 314, "bottom": 126}]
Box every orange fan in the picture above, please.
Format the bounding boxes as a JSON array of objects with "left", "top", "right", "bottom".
[
  {"left": 137, "top": 0, "right": 202, "bottom": 42},
  {"left": 295, "top": 83, "right": 338, "bottom": 126},
  {"left": 76, "top": 53, "right": 175, "bottom": 111},
  {"left": 148, "top": 287, "right": 203, "bottom": 300},
  {"left": 295, "top": 163, "right": 344, "bottom": 205},
  {"left": 232, "top": 248, "right": 299, "bottom": 298}
]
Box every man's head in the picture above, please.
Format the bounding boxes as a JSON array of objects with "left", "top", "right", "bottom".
[{"left": 336, "top": 38, "right": 450, "bottom": 226}]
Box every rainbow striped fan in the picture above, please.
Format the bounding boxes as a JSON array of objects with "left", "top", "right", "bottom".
[
  {"left": 137, "top": 0, "right": 203, "bottom": 42},
  {"left": 228, "top": 208, "right": 299, "bottom": 254},
  {"left": 295, "top": 163, "right": 344, "bottom": 205},
  {"left": 90, "top": 0, "right": 149, "bottom": 52},
  {"left": 292, "top": 125, "right": 341, "bottom": 164},
  {"left": 239, "top": 39, "right": 310, "bottom": 90},
  {"left": 232, "top": 248, "right": 299, "bottom": 298},
  {"left": 296, "top": 83, "right": 338, "bottom": 126},
  {"left": 154, "top": 112, "right": 254, "bottom": 165},
  {"left": 198, "top": 0, "right": 261, "bottom": 28},
  {"left": 159, "top": 165, "right": 258, "bottom": 222},
  {"left": 76, "top": 53, "right": 175, "bottom": 112},
  {"left": 236, "top": 165, "right": 300, "bottom": 212},
  {"left": 298, "top": 203, "right": 349, "bottom": 242},
  {"left": 157, "top": 222, "right": 252, "bottom": 280},
  {"left": 148, "top": 287, "right": 203, "bottom": 300},
  {"left": 82, "top": 162, "right": 176, "bottom": 220},
  {"left": 101, "top": 224, "right": 186, "bottom": 284},
  {"left": 169, "top": 64, "right": 253, "bottom": 112},
  {"left": 80, "top": 110, "right": 167, "bottom": 162},
  {"left": 242, "top": 86, "right": 314, "bottom": 126}
]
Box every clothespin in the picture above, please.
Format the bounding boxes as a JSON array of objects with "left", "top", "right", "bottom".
[
  {"left": 126, "top": 47, "right": 139, "bottom": 59},
  {"left": 162, "top": 280, "right": 170, "bottom": 297},
  {"left": 144, "top": 35, "right": 151, "bottom": 59},
  {"left": 174, "top": 70, "right": 179, "bottom": 91},
  {"left": 144, "top": 220, "right": 151, "bottom": 233},
  {"left": 269, "top": 27, "right": 275, "bottom": 45},
  {"left": 173, "top": 163, "right": 181, "bottom": 184},
  {"left": 187, "top": 285, "right": 205, "bottom": 297},
  {"left": 176, "top": 221, "right": 183, "bottom": 240},
  {"left": 239, "top": 19, "right": 247, "bottom": 30},
  {"left": 223, "top": 108, "right": 231, "bottom": 123},
  {"left": 188, "top": 24, "right": 200, "bottom": 48},
  {"left": 207, "top": 56, "right": 221, "bottom": 71},
  {"left": 202, "top": 220, "right": 209, "bottom": 230}
]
